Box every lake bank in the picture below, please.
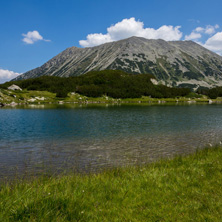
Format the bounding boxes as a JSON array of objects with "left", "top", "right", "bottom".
[
  {"left": 1, "top": 146, "right": 222, "bottom": 221},
  {"left": 1, "top": 88, "right": 222, "bottom": 107}
]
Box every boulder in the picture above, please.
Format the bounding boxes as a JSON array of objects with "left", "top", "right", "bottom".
[
  {"left": 28, "top": 98, "right": 36, "bottom": 102},
  {"left": 7, "top": 84, "right": 22, "bottom": 91},
  {"left": 35, "top": 97, "right": 45, "bottom": 101},
  {"left": 10, "top": 102, "right": 18, "bottom": 106}
]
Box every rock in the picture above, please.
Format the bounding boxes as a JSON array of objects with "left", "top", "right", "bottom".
[
  {"left": 187, "top": 100, "right": 196, "bottom": 104},
  {"left": 150, "top": 78, "right": 158, "bottom": 85},
  {"left": 209, "top": 99, "right": 213, "bottom": 104},
  {"left": 7, "top": 84, "right": 22, "bottom": 91},
  {"left": 35, "top": 97, "right": 45, "bottom": 101},
  {"left": 28, "top": 98, "right": 36, "bottom": 102},
  {"left": 10, "top": 102, "right": 18, "bottom": 106}
]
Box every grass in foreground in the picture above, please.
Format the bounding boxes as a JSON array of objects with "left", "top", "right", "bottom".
[{"left": 1, "top": 146, "right": 222, "bottom": 221}]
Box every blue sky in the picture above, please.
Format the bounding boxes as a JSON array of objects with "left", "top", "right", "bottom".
[{"left": 1, "top": 0, "right": 222, "bottom": 82}]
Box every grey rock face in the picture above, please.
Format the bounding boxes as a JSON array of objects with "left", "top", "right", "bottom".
[{"left": 14, "top": 37, "right": 222, "bottom": 89}]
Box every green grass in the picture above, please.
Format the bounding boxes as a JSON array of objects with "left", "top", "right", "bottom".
[
  {"left": 1, "top": 146, "right": 222, "bottom": 221},
  {"left": 0, "top": 88, "right": 217, "bottom": 106},
  {"left": 0, "top": 89, "right": 57, "bottom": 104}
]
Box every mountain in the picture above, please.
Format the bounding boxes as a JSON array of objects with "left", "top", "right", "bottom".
[{"left": 14, "top": 36, "right": 222, "bottom": 89}]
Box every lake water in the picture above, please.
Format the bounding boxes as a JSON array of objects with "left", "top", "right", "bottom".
[{"left": 1, "top": 103, "right": 222, "bottom": 179}]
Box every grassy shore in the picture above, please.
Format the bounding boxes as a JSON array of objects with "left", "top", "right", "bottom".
[
  {"left": 1, "top": 88, "right": 222, "bottom": 107},
  {"left": 1, "top": 146, "right": 222, "bottom": 221}
]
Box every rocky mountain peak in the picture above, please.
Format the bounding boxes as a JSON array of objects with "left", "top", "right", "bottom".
[{"left": 14, "top": 37, "right": 222, "bottom": 90}]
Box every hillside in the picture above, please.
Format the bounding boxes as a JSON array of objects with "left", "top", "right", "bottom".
[
  {"left": 2, "top": 70, "right": 191, "bottom": 99},
  {"left": 14, "top": 37, "right": 222, "bottom": 89},
  {"left": 2, "top": 70, "right": 222, "bottom": 106}
]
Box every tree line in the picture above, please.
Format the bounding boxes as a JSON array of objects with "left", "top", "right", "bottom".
[
  {"left": 0, "top": 70, "right": 192, "bottom": 98},
  {"left": 197, "top": 87, "right": 222, "bottom": 99}
]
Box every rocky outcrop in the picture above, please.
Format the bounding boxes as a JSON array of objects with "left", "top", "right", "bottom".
[{"left": 8, "top": 84, "right": 22, "bottom": 91}]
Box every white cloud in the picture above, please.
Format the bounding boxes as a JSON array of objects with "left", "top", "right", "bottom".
[
  {"left": 79, "top": 17, "right": 183, "bottom": 47},
  {"left": 204, "top": 32, "right": 222, "bottom": 55},
  {"left": 185, "top": 24, "right": 220, "bottom": 43},
  {"left": 195, "top": 27, "right": 204, "bottom": 32},
  {"left": 185, "top": 32, "right": 202, "bottom": 40},
  {"left": 205, "top": 25, "right": 219, "bottom": 35},
  {"left": 79, "top": 33, "right": 112, "bottom": 47},
  {"left": 186, "top": 24, "right": 222, "bottom": 55},
  {"left": 193, "top": 25, "right": 219, "bottom": 35},
  {"left": 22, "top": 30, "right": 50, "bottom": 44},
  {"left": 0, "top": 69, "right": 21, "bottom": 83}
]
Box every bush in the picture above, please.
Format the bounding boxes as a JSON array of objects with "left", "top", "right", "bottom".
[{"left": 56, "top": 89, "right": 68, "bottom": 98}]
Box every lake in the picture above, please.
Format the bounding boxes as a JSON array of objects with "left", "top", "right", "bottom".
[{"left": 1, "top": 103, "right": 222, "bottom": 179}]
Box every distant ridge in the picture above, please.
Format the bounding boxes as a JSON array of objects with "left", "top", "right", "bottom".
[{"left": 14, "top": 36, "right": 222, "bottom": 89}]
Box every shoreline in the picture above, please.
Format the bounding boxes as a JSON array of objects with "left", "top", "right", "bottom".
[
  {"left": 1, "top": 89, "right": 222, "bottom": 107},
  {"left": 1, "top": 99, "right": 221, "bottom": 108},
  {"left": 1, "top": 95, "right": 222, "bottom": 107}
]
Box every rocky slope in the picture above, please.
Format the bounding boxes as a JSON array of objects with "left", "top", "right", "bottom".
[{"left": 14, "top": 37, "right": 222, "bottom": 89}]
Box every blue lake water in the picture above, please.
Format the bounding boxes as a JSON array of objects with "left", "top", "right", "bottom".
[{"left": 1, "top": 103, "right": 222, "bottom": 179}]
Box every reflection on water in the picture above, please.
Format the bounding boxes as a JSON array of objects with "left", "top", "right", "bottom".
[{"left": 0, "top": 104, "right": 222, "bottom": 179}]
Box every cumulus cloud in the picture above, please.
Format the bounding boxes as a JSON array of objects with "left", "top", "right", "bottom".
[
  {"left": 79, "top": 17, "right": 183, "bottom": 47},
  {"left": 22, "top": 30, "right": 50, "bottom": 44},
  {"left": 184, "top": 24, "right": 222, "bottom": 55},
  {"left": 185, "top": 32, "right": 202, "bottom": 40},
  {"left": 194, "top": 25, "right": 219, "bottom": 34},
  {"left": 204, "top": 32, "right": 222, "bottom": 55},
  {"left": 185, "top": 24, "right": 219, "bottom": 41},
  {"left": 79, "top": 33, "right": 112, "bottom": 47},
  {"left": 195, "top": 27, "right": 204, "bottom": 32},
  {"left": 205, "top": 24, "right": 219, "bottom": 34},
  {"left": 0, "top": 69, "right": 21, "bottom": 83}
]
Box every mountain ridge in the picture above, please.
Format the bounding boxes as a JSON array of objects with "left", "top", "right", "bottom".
[{"left": 14, "top": 36, "right": 222, "bottom": 89}]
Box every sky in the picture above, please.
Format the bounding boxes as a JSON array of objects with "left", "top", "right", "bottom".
[{"left": 1, "top": 0, "right": 222, "bottom": 83}]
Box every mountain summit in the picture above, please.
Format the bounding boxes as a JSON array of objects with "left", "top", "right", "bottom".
[{"left": 15, "top": 36, "right": 222, "bottom": 89}]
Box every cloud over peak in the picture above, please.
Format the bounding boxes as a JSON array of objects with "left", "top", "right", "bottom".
[
  {"left": 79, "top": 18, "right": 183, "bottom": 47},
  {"left": 22, "top": 30, "right": 50, "bottom": 44},
  {"left": 184, "top": 24, "right": 222, "bottom": 55},
  {"left": 0, "top": 69, "right": 21, "bottom": 83},
  {"left": 204, "top": 32, "right": 222, "bottom": 55},
  {"left": 185, "top": 24, "right": 219, "bottom": 40}
]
